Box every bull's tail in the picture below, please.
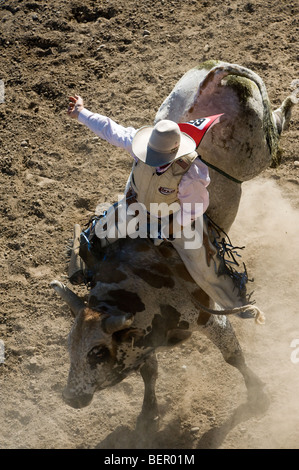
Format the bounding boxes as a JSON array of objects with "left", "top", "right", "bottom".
[
  {"left": 273, "top": 79, "right": 299, "bottom": 134},
  {"left": 199, "top": 63, "right": 279, "bottom": 163},
  {"left": 192, "top": 296, "right": 266, "bottom": 325}
]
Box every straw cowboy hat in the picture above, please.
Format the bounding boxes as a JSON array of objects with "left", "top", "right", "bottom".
[{"left": 132, "top": 119, "right": 196, "bottom": 167}]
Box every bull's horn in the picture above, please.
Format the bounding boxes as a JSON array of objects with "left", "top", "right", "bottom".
[
  {"left": 68, "top": 224, "right": 86, "bottom": 285},
  {"left": 50, "top": 280, "right": 85, "bottom": 317},
  {"left": 103, "top": 313, "right": 134, "bottom": 334}
]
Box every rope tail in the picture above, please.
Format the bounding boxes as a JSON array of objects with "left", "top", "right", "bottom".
[
  {"left": 204, "top": 214, "right": 254, "bottom": 303},
  {"left": 192, "top": 296, "right": 266, "bottom": 325}
]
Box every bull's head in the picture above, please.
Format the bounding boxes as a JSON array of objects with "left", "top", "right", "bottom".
[{"left": 51, "top": 281, "right": 136, "bottom": 408}]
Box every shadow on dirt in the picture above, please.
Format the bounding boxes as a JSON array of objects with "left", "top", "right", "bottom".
[
  {"left": 95, "top": 419, "right": 186, "bottom": 449},
  {"left": 95, "top": 394, "right": 270, "bottom": 449},
  {"left": 197, "top": 396, "right": 270, "bottom": 449}
]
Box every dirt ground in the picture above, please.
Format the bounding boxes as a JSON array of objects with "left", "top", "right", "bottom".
[{"left": 0, "top": 0, "right": 299, "bottom": 450}]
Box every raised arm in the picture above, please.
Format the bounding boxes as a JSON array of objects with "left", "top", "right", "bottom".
[{"left": 67, "top": 95, "right": 137, "bottom": 156}]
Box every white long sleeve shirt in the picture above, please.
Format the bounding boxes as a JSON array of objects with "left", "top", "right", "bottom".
[{"left": 78, "top": 108, "right": 210, "bottom": 225}]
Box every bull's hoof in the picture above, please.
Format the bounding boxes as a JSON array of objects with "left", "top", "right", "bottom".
[
  {"left": 247, "top": 384, "right": 270, "bottom": 414},
  {"left": 136, "top": 411, "right": 160, "bottom": 435}
]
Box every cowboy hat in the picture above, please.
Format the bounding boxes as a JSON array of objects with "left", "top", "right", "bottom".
[{"left": 132, "top": 119, "right": 196, "bottom": 167}]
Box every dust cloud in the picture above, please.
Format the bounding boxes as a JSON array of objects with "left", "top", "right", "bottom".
[
  {"left": 160, "top": 176, "right": 299, "bottom": 449},
  {"left": 226, "top": 177, "right": 299, "bottom": 448}
]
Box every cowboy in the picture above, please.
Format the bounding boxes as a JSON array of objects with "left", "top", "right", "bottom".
[
  {"left": 67, "top": 95, "right": 211, "bottom": 245},
  {"left": 67, "top": 95, "right": 244, "bottom": 309}
]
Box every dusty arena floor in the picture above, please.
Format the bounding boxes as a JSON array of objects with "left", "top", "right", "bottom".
[{"left": 0, "top": 0, "right": 299, "bottom": 450}]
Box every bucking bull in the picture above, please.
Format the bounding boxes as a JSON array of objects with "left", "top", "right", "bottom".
[{"left": 51, "top": 61, "right": 298, "bottom": 430}]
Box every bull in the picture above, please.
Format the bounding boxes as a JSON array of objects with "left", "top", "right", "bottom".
[
  {"left": 51, "top": 61, "right": 297, "bottom": 431},
  {"left": 51, "top": 226, "right": 265, "bottom": 429}
]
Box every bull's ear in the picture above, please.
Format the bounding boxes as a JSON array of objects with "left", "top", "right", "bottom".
[
  {"left": 115, "top": 328, "right": 145, "bottom": 343},
  {"left": 103, "top": 313, "right": 134, "bottom": 334}
]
